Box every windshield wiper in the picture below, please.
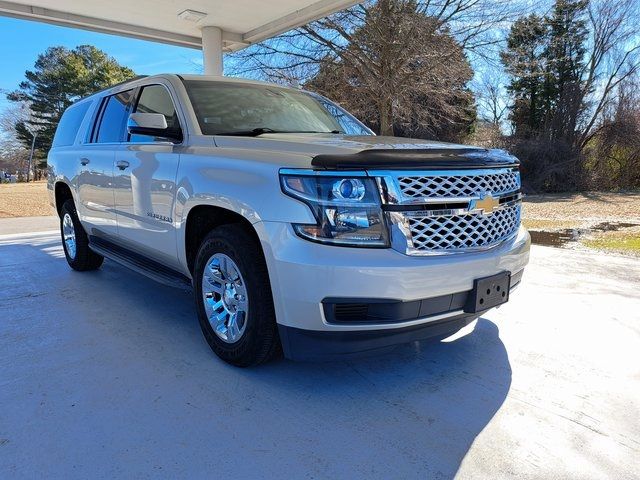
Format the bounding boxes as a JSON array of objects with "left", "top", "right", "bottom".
[
  {"left": 215, "top": 127, "right": 279, "bottom": 136},
  {"left": 215, "top": 128, "right": 343, "bottom": 136}
]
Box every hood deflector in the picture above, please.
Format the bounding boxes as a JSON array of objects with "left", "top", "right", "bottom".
[{"left": 311, "top": 148, "right": 519, "bottom": 170}]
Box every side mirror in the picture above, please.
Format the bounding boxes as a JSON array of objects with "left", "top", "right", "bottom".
[{"left": 127, "top": 113, "right": 182, "bottom": 142}]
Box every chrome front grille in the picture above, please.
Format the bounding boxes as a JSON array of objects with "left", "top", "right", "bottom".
[
  {"left": 375, "top": 167, "right": 522, "bottom": 255},
  {"left": 407, "top": 203, "right": 521, "bottom": 252},
  {"left": 398, "top": 170, "right": 520, "bottom": 200}
]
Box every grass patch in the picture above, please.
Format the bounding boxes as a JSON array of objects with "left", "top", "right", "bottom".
[
  {"left": 582, "top": 231, "right": 640, "bottom": 255},
  {"left": 0, "top": 181, "right": 51, "bottom": 218}
]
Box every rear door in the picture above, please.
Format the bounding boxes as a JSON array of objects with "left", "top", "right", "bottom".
[
  {"left": 49, "top": 99, "right": 93, "bottom": 206},
  {"left": 112, "top": 83, "right": 184, "bottom": 269},
  {"left": 77, "top": 89, "right": 136, "bottom": 239}
]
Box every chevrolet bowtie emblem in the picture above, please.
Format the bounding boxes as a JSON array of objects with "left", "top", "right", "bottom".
[{"left": 471, "top": 193, "right": 500, "bottom": 215}]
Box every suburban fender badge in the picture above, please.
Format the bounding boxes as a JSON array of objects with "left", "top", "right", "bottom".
[
  {"left": 470, "top": 192, "right": 500, "bottom": 215},
  {"left": 147, "top": 212, "right": 173, "bottom": 223}
]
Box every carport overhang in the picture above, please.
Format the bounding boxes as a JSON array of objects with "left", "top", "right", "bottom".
[{"left": 0, "top": 0, "right": 358, "bottom": 75}]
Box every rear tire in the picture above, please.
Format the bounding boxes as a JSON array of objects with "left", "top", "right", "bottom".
[
  {"left": 193, "top": 224, "right": 280, "bottom": 367},
  {"left": 60, "top": 199, "right": 104, "bottom": 271}
]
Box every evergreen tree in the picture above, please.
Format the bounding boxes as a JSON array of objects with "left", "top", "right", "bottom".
[
  {"left": 501, "top": 0, "right": 589, "bottom": 144},
  {"left": 500, "top": 14, "right": 548, "bottom": 137},
  {"left": 7, "top": 45, "right": 136, "bottom": 156}
]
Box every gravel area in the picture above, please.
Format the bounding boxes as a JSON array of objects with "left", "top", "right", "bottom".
[
  {"left": 523, "top": 192, "right": 640, "bottom": 225},
  {"left": 0, "top": 182, "right": 52, "bottom": 218}
]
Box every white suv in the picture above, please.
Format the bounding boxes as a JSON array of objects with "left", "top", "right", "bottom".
[{"left": 48, "top": 74, "right": 530, "bottom": 366}]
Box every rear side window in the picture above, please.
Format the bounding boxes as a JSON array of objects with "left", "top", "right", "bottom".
[
  {"left": 94, "top": 89, "right": 136, "bottom": 143},
  {"left": 130, "top": 85, "right": 180, "bottom": 143},
  {"left": 52, "top": 102, "right": 91, "bottom": 147}
]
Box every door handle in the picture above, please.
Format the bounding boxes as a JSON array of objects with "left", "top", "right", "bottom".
[
  {"left": 116, "top": 160, "right": 130, "bottom": 171},
  {"left": 80, "top": 158, "right": 90, "bottom": 166}
]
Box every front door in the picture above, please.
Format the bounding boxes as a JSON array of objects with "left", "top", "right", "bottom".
[{"left": 113, "top": 84, "right": 183, "bottom": 269}]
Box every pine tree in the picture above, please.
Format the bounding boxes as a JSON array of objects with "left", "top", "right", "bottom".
[
  {"left": 501, "top": 0, "right": 589, "bottom": 144},
  {"left": 500, "top": 14, "right": 548, "bottom": 137},
  {"left": 7, "top": 45, "right": 136, "bottom": 156}
]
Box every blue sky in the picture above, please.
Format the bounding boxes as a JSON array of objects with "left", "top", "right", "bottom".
[{"left": 0, "top": 16, "right": 205, "bottom": 113}]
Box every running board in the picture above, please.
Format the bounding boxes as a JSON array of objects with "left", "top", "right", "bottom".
[{"left": 89, "top": 235, "right": 192, "bottom": 290}]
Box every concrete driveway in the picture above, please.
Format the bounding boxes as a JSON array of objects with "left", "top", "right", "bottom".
[{"left": 1, "top": 217, "right": 639, "bottom": 479}]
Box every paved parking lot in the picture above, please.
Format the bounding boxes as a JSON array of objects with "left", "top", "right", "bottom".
[{"left": 1, "top": 220, "right": 639, "bottom": 479}]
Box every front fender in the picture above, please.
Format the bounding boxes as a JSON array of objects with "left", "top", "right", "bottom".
[{"left": 173, "top": 149, "right": 316, "bottom": 274}]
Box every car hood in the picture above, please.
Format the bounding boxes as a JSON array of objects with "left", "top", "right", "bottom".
[
  {"left": 214, "top": 133, "right": 477, "bottom": 155},
  {"left": 212, "top": 133, "right": 518, "bottom": 170}
]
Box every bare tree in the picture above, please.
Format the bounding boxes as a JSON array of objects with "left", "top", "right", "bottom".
[
  {"left": 473, "top": 69, "right": 509, "bottom": 125},
  {"left": 578, "top": 0, "right": 640, "bottom": 149},
  {"left": 584, "top": 74, "right": 640, "bottom": 189},
  {"left": 231, "top": 0, "right": 527, "bottom": 77},
  {"left": 0, "top": 100, "right": 31, "bottom": 174},
  {"left": 308, "top": 2, "right": 476, "bottom": 136},
  {"left": 229, "top": 0, "right": 529, "bottom": 136}
]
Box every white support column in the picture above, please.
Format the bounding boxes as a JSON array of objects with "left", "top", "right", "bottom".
[{"left": 201, "top": 26, "right": 223, "bottom": 75}]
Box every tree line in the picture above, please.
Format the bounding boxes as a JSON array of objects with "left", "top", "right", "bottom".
[
  {"left": 2, "top": 0, "right": 639, "bottom": 191},
  {"left": 499, "top": 0, "right": 640, "bottom": 191},
  {"left": 232, "top": 0, "right": 640, "bottom": 192}
]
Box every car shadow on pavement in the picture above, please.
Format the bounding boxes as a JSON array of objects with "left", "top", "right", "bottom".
[
  {"left": 244, "top": 318, "right": 512, "bottom": 478},
  {"left": 2, "top": 235, "right": 512, "bottom": 479}
]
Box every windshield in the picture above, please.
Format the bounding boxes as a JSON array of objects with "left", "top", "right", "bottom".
[{"left": 183, "top": 80, "right": 373, "bottom": 136}]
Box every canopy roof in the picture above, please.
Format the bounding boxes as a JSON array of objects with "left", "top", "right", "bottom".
[{"left": 0, "top": 0, "right": 358, "bottom": 51}]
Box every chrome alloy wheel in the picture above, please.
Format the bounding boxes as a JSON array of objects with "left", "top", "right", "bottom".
[
  {"left": 201, "top": 253, "right": 249, "bottom": 343},
  {"left": 62, "top": 213, "right": 77, "bottom": 260}
]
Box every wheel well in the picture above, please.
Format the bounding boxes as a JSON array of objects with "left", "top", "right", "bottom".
[
  {"left": 184, "top": 205, "right": 260, "bottom": 274},
  {"left": 54, "top": 182, "right": 73, "bottom": 217}
]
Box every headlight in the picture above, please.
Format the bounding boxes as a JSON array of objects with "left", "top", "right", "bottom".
[{"left": 280, "top": 173, "right": 389, "bottom": 247}]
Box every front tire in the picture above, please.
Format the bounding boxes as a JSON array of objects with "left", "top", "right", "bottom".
[
  {"left": 60, "top": 199, "right": 104, "bottom": 271},
  {"left": 193, "top": 224, "right": 280, "bottom": 367}
]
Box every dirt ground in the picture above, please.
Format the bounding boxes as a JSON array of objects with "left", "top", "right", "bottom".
[
  {"left": 0, "top": 181, "right": 52, "bottom": 218},
  {"left": 523, "top": 191, "right": 640, "bottom": 227},
  {"left": 2, "top": 182, "right": 638, "bottom": 222},
  {"left": 522, "top": 192, "right": 640, "bottom": 257}
]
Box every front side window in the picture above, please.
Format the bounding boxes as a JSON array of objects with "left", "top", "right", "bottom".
[
  {"left": 130, "top": 85, "right": 180, "bottom": 143},
  {"left": 94, "top": 89, "right": 136, "bottom": 143},
  {"left": 183, "top": 80, "right": 373, "bottom": 136}
]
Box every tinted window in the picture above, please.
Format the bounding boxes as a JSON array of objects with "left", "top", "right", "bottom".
[
  {"left": 52, "top": 101, "right": 91, "bottom": 147},
  {"left": 95, "top": 89, "right": 135, "bottom": 143},
  {"left": 130, "top": 85, "right": 180, "bottom": 142}
]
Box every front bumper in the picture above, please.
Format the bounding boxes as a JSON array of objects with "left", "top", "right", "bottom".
[
  {"left": 255, "top": 222, "right": 530, "bottom": 358},
  {"left": 278, "top": 272, "right": 523, "bottom": 361},
  {"left": 278, "top": 312, "right": 480, "bottom": 361}
]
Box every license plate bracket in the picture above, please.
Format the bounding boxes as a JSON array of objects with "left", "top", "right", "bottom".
[{"left": 465, "top": 271, "right": 511, "bottom": 314}]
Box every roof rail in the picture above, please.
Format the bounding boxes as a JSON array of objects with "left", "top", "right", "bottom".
[{"left": 90, "top": 74, "right": 149, "bottom": 96}]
